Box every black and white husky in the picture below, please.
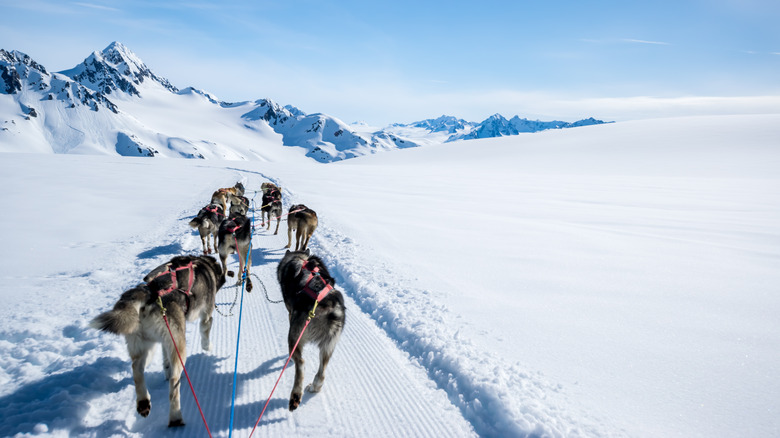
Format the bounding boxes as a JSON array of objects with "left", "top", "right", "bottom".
[
  {"left": 277, "top": 250, "right": 345, "bottom": 411},
  {"left": 261, "top": 188, "right": 283, "bottom": 235},
  {"left": 189, "top": 203, "right": 225, "bottom": 254},
  {"left": 217, "top": 206, "right": 253, "bottom": 291},
  {"left": 90, "top": 255, "right": 225, "bottom": 428}
]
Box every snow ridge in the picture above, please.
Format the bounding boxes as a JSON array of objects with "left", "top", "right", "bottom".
[{"left": 310, "top": 224, "right": 621, "bottom": 438}]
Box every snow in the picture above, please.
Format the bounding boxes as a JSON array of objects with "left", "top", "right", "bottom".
[{"left": 1, "top": 114, "right": 779, "bottom": 437}]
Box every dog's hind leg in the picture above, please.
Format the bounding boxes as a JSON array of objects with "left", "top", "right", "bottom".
[
  {"left": 163, "top": 320, "right": 186, "bottom": 427},
  {"left": 200, "top": 312, "right": 213, "bottom": 351},
  {"left": 127, "top": 336, "right": 153, "bottom": 418},
  {"left": 199, "top": 233, "right": 208, "bottom": 255},
  {"left": 294, "top": 227, "right": 302, "bottom": 251},
  {"left": 274, "top": 215, "right": 281, "bottom": 235},
  {"left": 307, "top": 342, "right": 335, "bottom": 394},
  {"left": 245, "top": 247, "right": 253, "bottom": 292},
  {"left": 286, "top": 221, "right": 294, "bottom": 248},
  {"left": 288, "top": 323, "right": 306, "bottom": 411}
]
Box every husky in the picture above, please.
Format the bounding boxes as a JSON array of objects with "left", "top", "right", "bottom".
[
  {"left": 261, "top": 189, "right": 283, "bottom": 235},
  {"left": 217, "top": 208, "right": 253, "bottom": 292},
  {"left": 189, "top": 204, "right": 225, "bottom": 254},
  {"left": 286, "top": 204, "right": 318, "bottom": 251},
  {"left": 210, "top": 182, "right": 245, "bottom": 216},
  {"left": 260, "top": 182, "right": 280, "bottom": 195},
  {"left": 227, "top": 193, "right": 250, "bottom": 216},
  {"left": 90, "top": 255, "right": 225, "bottom": 428},
  {"left": 276, "top": 250, "right": 345, "bottom": 411}
]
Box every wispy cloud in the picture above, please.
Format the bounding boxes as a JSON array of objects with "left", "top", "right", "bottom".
[
  {"left": 73, "top": 2, "right": 121, "bottom": 12},
  {"left": 623, "top": 39, "right": 671, "bottom": 46}
]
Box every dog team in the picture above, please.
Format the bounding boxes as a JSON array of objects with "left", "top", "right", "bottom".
[{"left": 90, "top": 180, "right": 345, "bottom": 428}]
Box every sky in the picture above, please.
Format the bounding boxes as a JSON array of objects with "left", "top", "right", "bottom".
[{"left": 2, "top": 0, "right": 779, "bottom": 125}]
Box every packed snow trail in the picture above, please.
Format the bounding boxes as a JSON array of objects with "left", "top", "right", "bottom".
[{"left": 79, "top": 177, "right": 475, "bottom": 437}]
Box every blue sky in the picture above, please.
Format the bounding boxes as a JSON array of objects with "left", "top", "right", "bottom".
[{"left": 2, "top": 0, "right": 779, "bottom": 125}]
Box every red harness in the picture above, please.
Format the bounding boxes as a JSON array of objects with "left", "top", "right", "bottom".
[
  {"left": 300, "top": 261, "right": 333, "bottom": 302},
  {"left": 225, "top": 222, "right": 242, "bottom": 234},
  {"left": 149, "top": 262, "right": 195, "bottom": 297},
  {"left": 205, "top": 206, "right": 224, "bottom": 217}
]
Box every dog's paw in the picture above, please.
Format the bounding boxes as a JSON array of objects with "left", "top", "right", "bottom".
[
  {"left": 246, "top": 280, "right": 253, "bottom": 292},
  {"left": 306, "top": 383, "right": 322, "bottom": 393},
  {"left": 137, "top": 399, "right": 151, "bottom": 417},
  {"left": 168, "top": 419, "right": 185, "bottom": 428},
  {"left": 289, "top": 393, "right": 302, "bottom": 411},
  {"left": 201, "top": 340, "right": 211, "bottom": 351},
  {"left": 227, "top": 270, "right": 235, "bottom": 278}
]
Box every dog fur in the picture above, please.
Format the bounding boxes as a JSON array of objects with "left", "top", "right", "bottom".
[
  {"left": 210, "top": 182, "right": 245, "bottom": 216},
  {"left": 261, "top": 188, "right": 283, "bottom": 235},
  {"left": 286, "top": 204, "right": 318, "bottom": 251},
  {"left": 90, "top": 255, "right": 225, "bottom": 428},
  {"left": 189, "top": 204, "right": 225, "bottom": 254},
  {"left": 217, "top": 209, "right": 253, "bottom": 292},
  {"left": 276, "top": 250, "right": 345, "bottom": 411},
  {"left": 227, "top": 193, "right": 250, "bottom": 217},
  {"left": 260, "top": 182, "right": 280, "bottom": 195}
]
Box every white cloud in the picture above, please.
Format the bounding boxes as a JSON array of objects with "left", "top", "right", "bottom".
[
  {"left": 622, "top": 39, "right": 671, "bottom": 46},
  {"left": 72, "top": 2, "right": 122, "bottom": 12}
]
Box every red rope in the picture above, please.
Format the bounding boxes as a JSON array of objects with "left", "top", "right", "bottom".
[
  {"left": 162, "top": 313, "right": 213, "bottom": 438},
  {"left": 248, "top": 318, "right": 312, "bottom": 438}
]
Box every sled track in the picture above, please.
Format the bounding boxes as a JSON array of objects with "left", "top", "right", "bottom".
[{"left": 124, "top": 185, "right": 476, "bottom": 437}]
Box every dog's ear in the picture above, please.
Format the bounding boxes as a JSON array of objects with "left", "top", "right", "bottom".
[{"left": 304, "top": 248, "right": 311, "bottom": 256}]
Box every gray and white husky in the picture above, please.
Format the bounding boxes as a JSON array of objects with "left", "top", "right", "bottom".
[
  {"left": 189, "top": 203, "right": 225, "bottom": 254},
  {"left": 277, "top": 250, "right": 345, "bottom": 411},
  {"left": 90, "top": 255, "right": 225, "bottom": 428}
]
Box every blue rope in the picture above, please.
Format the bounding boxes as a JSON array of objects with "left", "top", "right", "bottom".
[{"left": 228, "top": 195, "right": 256, "bottom": 438}]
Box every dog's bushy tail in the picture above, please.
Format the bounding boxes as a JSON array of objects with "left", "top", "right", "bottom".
[
  {"left": 189, "top": 217, "right": 204, "bottom": 228},
  {"left": 90, "top": 285, "right": 150, "bottom": 335}
]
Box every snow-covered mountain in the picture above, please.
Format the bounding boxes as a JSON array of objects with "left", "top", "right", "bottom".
[
  {"left": 444, "top": 113, "right": 609, "bottom": 141},
  {"left": 1, "top": 42, "right": 607, "bottom": 162},
  {"left": 58, "top": 41, "right": 178, "bottom": 96},
  {"left": 387, "top": 113, "right": 609, "bottom": 144},
  {"left": 1, "top": 42, "right": 423, "bottom": 162},
  {"left": 404, "top": 115, "right": 474, "bottom": 134}
]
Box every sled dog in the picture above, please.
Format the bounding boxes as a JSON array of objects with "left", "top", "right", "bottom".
[
  {"left": 260, "top": 182, "right": 280, "bottom": 195},
  {"left": 210, "top": 182, "right": 245, "bottom": 216},
  {"left": 228, "top": 193, "right": 250, "bottom": 216},
  {"left": 276, "top": 250, "right": 345, "bottom": 411},
  {"left": 189, "top": 204, "right": 225, "bottom": 254},
  {"left": 217, "top": 209, "right": 253, "bottom": 291},
  {"left": 286, "top": 204, "right": 318, "bottom": 251},
  {"left": 261, "top": 188, "right": 283, "bottom": 235},
  {"left": 90, "top": 255, "right": 225, "bottom": 428}
]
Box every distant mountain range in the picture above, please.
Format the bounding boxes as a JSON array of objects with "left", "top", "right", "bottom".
[{"left": 1, "top": 42, "right": 609, "bottom": 162}]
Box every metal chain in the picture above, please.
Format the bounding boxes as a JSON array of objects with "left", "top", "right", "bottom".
[{"left": 215, "top": 281, "right": 240, "bottom": 317}]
